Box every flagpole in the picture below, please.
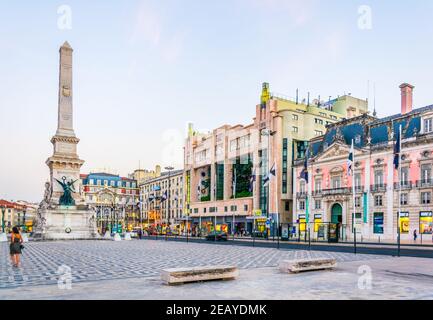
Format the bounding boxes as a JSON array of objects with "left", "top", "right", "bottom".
[
  {"left": 274, "top": 157, "right": 279, "bottom": 248},
  {"left": 233, "top": 167, "right": 236, "bottom": 237},
  {"left": 352, "top": 139, "right": 357, "bottom": 253},
  {"left": 398, "top": 125, "right": 402, "bottom": 257}
]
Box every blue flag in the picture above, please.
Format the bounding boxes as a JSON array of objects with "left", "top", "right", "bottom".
[
  {"left": 249, "top": 169, "right": 256, "bottom": 193},
  {"left": 300, "top": 149, "right": 309, "bottom": 183},
  {"left": 347, "top": 141, "right": 354, "bottom": 176},
  {"left": 394, "top": 126, "right": 401, "bottom": 170}
]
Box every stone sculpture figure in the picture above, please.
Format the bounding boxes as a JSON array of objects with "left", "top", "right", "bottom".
[
  {"left": 55, "top": 176, "right": 78, "bottom": 206},
  {"left": 39, "top": 182, "right": 53, "bottom": 210}
]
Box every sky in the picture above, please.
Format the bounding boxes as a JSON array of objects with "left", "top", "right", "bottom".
[{"left": 1, "top": 0, "right": 433, "bottom": 202}]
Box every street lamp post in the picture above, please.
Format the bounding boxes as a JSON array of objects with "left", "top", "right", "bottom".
[
  {"left": 23, "top": 207, "right": 27, "bottom": 232},
  {"left": 1, "top": 206, "right": 5, "bottom": 233},
  {"left": 261, "top": 129, "right": 277, "bottom": 240},
  {"left": 165, "top": 166, "right": 174, "bottom": 232}
]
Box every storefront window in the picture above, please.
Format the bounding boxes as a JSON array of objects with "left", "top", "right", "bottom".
[
  {"left": 314, "top": 214, "right": 322, "bottom": 233},
  {"left": 299, "top": 214, "right": 306, "bottom": 232},
  {"left": 420, "top": 212, "right": 433, "bottom": 234},
  {"left": 399, "top": 212, "right": 410, "bottom": 234},
  {"left": 373, "top": 212, "right": 384, "bottom": 234}
]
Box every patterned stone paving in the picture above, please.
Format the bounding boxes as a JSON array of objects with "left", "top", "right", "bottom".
[{"left": 0, "top": 240, "right": 383, "bottom": 289}]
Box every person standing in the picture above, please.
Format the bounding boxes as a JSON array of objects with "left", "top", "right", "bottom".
[
  {"left": 10, "top": 226, "right": 23, "bottom": 268},
  {"left": 413, "top": 229, "right": 418, "bottom": 242}
]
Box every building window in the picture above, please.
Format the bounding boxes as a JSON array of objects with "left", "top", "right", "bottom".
[
  {"left": 300, "top": 181, "right": 306, "bottom": 193},
  {"left": 355, "top": 173, "right": 362, "bottom": 189},
  {"left": 299, "top": 201, "right": 306, "bottom": 210},
  {"left": 355, "top": 197, "right": 361, "bottom": 207},
  {"left": 230, "top": 205, "right": 237, "bottom": 212},
  {"left": 315, "top": 180, "right": 322, "bottom": 193},
  {"left": 285, "top": 201, "right": 290, "bottom": 211},
  {"left": 314, "top": 130, "right": 323, "bottom": 137},
  {"left": 230, "top": 139, "right": 238, "bottom": 151},
  {"left": 355, "top": 135, "right": 361, "bottom": 144},
  {"left": 293, "top": 126, "right": 299, "bottom": 133},
  {"left": 244, "top": 205, "right": 248, "bottom": 211},
  {"left": 331, "top": 177, "right": 341, "bottom": 189},
  {"left": 314, "top": 200, "right": 321, "bottom": 210},
  {"left": 424, "top": 118, "right": 433, "bottom": 133},
  {"left": 90, "top": 179, "right": 94, "bottom": 185},
  {"left": 374, "top": 170, "right": 384, "bottom": 186},
  {"left": 421, "top": 164, "right": 432, "bottom": 183},
  {"left": 292, "top": 114, "right": 299, "bottom": 121},
  {"left": 401, "top": 193, "right": 408, "bottom": 206},
  {"left": 315, "top": 118, "right": 324, "bottom": 125},
  {"left": 421, "top": 192, "right": 431, "bottom": 205},
  {"left": 375, "top": 195, "right": 383, "bottom": 207},
  {"left": 110, "top": 181, "right": 115, "bottom": 187}
]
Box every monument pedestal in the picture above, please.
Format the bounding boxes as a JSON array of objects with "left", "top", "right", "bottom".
[{"left": 34, "top": 206, "right": 97, "bottom": 240}]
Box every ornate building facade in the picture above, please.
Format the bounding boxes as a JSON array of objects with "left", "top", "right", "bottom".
[
  {"left": 184, "top": 83, "right": 368, "bottom": 235},
  {"left": 294, "top": 84, "right": 433, "bottom": 241},
  {"left": 140, "top": 169, "right": 184, "bottom": 228},
  {"left": 80, "top": 172, "right": 139, "bottom": 233}
]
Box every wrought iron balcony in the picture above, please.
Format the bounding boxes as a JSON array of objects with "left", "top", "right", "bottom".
[
  {"left": 312, "top": 190, "right": 323, "bottom": 197},
  {"left": 322, "top": 187, "right": 350, "bottom": 196},
  {"left": 393, "top": 181, "right": 413, "bottom": 190},
  {"left": 355, "top": 186, "right": 364, "bottom": 193},
  {"left": 296, "top": 191, "right": 308, "bottom": 199},
  {"left": 416, "top": 179, "right": 433, "bottom": 188},
  {"left": 370, "top": 184, "right": 387, "bottom": 193}
]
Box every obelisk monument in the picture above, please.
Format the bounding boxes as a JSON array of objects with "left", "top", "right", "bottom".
[{"left": 34, "top": 42, "right": 97, "bottom": 240}]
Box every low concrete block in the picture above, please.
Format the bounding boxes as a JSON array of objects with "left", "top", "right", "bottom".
[
  {"left": 161, "top": 265, "right": 239, "bottom": 285},
  {"left": 279, "top": 258, "right": 337, "bottom": 274},
  {"left": 0, "top": 233, "right": 7, "bottom": 242},
  {"left": 21, "top": 233, "right": 29, "bottom": 243}
]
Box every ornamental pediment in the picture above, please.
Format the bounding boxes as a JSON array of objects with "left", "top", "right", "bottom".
[{"left": 315, "top": 143, "right": 350, "bottom": 162}]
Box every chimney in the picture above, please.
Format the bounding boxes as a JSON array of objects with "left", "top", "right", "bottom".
[{"left": 400, "top": 83, "right": 414, "bottom": 115}]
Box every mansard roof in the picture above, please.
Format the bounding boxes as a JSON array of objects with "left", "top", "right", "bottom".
[{"left": 305, "top": 104, "right": 433, "bottom": 161}]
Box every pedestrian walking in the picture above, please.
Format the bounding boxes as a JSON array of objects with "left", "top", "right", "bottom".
[
  {"left": 10, "top": 226, "right": 23, "bottom": 268},
  {"left": 413, "top": 229, "right": 418, "bottom": 242}
]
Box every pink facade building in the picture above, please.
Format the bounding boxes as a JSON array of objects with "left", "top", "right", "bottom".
[{"left": 294, "top": 84, "right": 433, "bottom": 241}]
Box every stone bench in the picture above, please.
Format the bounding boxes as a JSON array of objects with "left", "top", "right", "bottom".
[
  {"left": 161, "top": 266, "right": 239, "bottom": 285},
  {"left": 279, "top": 258, "right": 337, "bottom": 274}
]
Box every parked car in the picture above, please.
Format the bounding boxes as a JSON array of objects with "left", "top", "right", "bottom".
[{"left": 205, "top": 231, "right": 228, "bottom": 241}]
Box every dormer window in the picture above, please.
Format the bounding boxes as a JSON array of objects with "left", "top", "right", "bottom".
[
  {"left": 424, "top": 118, "right": 433, "bottom": 133},
  {"left": 355, "top": 135, "right": 361, "bottom": 144}
]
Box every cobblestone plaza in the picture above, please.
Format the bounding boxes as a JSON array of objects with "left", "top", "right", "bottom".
[{"left": 0, "top": 240, "right": 383, "bottom": 290}]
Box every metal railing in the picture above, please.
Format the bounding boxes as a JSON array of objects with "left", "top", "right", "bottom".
[
  {"left": 393, "top": 181, "right": 413, "bottom": 190},
  {"left": 416, "top": 179, "right": 433, "bottom": 188},
  {"left": 370, "top": 184, "right": 387, "bottom": 193},
  {"left": 296, "top": 192, "right": 308, "bottom": 199},
  {"left": 322, "top": 187, "right": 350, "bottom": 196}
]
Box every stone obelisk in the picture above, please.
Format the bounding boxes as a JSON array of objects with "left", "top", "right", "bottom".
[
  {"left": 34, "top": 42, "right": 97, "bottom": 240},
  {"left": 47, "top": 42, "right": 85, "bottom": 204}
]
